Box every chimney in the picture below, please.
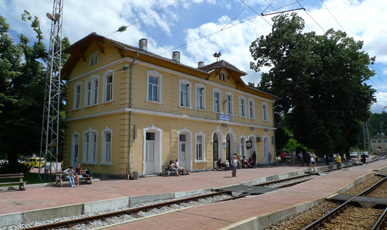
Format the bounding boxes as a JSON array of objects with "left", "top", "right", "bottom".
[
  {"left": 172, "top": 51, "right": 180, "bottom": 63},
  {"left": 198, "top": 61, "right": 204, "bottom": 68},
  {"left": 139, "top": 38, "right": 147, "bottom": 51}
]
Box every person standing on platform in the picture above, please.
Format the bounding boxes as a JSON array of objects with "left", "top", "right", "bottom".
[
  {"left": 298, "top": 152, "right": 304, "bottom": 166},
  {"left": 252, "top": 151, "right": 257, "bottom": 168},
  {"left": 232, "top": 154, "right": 238, "bottom": 177},
  {"left": 268, "top": 152, "right": 272, "bottom": 166},
  {"left": 361, "top": 153, "right": 366, "bottom": 164},
  {"left": 336, "top": 154, "right": 342, "bottom": 170},
  {"left": 309, "top": 152, "right": 316, "bottom": 172}
]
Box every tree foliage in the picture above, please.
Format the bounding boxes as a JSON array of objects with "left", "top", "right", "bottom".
[
  {"left": 0, "top": 11, "right": 70, "bottom": 168},
  {"left": 250, "top": 13, "right": 376, "bottom": 156}
]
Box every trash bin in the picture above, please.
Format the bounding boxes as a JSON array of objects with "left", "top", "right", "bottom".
[{"left": 133, "top": 171, "right": 139, "bottom": 180}]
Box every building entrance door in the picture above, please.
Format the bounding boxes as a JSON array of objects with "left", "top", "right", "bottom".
[
  {"left": 213, "top": 133, "right": 218, "bottom": 168},
  {"left": 226, "top": 134, "right": 231, "bottom": 162},
  {"left": 145, "top": 132, "right": 156, "bottom": 174},
  {"left": 179, "top": 134, "right": 187, "bottom": 169}
]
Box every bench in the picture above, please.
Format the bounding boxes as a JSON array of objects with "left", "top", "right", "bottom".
[
  {"left": 0, "top": 173, "right": 26, "bottom": 190},
  {"left": 162, "top": 165, "right": 178, "bottom": 176},
  {"left": 55, "top": 171, "right": 92, "bottom": 186}
]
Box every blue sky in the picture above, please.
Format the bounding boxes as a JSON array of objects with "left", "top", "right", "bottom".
[{"left": 2, "top": 0, "right": 387, "bottom": 113}]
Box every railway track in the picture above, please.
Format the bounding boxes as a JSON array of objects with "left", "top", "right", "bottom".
[
  {"left": 254, "top": 174, "right": 316, "bottom": 188},
  {"left": 22, "top": 191, "right": 240, "bottom": 230},
  {"left": 21, "top": 173, "right": 321, "bottom": 230},
  {"left": 301, "top": 175, "right": 387, "bottom": 230}
]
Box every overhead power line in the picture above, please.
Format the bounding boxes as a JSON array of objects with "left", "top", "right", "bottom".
[
  {"left": 296, "top": 0, "right": 325, "bottom": 33},
  {"left": 261, "top": 8, "right": 305, "bottom": 16},
  {"left": 105, "top": 0, "right": 183, "bottom": 36},
  {"left": 320, "top": 0, "right": 345, "bottom": 31},
  {"left": 239, "top": 0, "right": 272, "bottom": 26}
]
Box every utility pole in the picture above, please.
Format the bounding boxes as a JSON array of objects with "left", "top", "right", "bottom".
[
  {"left": 363, "top": 122, "right": 370, "bottom": 150},
  {"left": 39, "top": 0, "right": 63, "bottom": 180}
]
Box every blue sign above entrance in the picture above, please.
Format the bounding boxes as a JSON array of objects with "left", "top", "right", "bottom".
[
  {"left": 221, "top": 123, "right": 227, "bottom": 127},
  {"left": 218, "top": 114, "right": 231, "bottom": 122}
]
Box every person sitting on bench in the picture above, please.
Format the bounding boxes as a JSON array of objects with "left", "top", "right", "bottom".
[
  {"left": 175, "top": 159, "right": 186, "bottom": 175},
  {"left": 74, "top": 164, "right": 83, "bottom": 186},
  {"left": 217, "top": 158, "right": 227, "bottom": 171},
  {"left": 64, "top": 166, "right": 76, "bottom": 187}
]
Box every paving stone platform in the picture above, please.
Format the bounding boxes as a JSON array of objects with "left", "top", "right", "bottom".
[{"left": 0, "top": 160, "right": 386, "bottom": 229}]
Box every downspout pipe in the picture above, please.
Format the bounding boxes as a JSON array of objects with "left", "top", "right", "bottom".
[
  {"left": 272, "top": 97, "right": 278, "bottom": 156},
  {"left": 128, "top": 51, "right": 139, "bottom": 179}
]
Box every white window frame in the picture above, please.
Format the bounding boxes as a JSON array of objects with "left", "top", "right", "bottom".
[
  {"left": 146, "top": 70, "right": 163, "bottom": 104},
  {"left": 195, "top": 83, "right": 206, "bottom": 110},
  {"left": 248, "top": 98, "right": 255, "bottom": 119},
  {"left": 84, "top": 75, "right": 99, "bottom": 107},
  {"left": 82, "top": 128, "right": 98, "bottom": 164},
  {"left": 179, "top": 79, "right": 192, "bottom": 108},
  {"left": 262, "top": 102, "right": 269, "bottom": 121},
  {"left": 240, "top": 136, "right": 247, "bottom": 158},
  {"left": 73, "top": 82, "right": 82, "bottom": 110},
  {"left": 89, "top": 51, "right": 98, "bottom": 66},
  {"left": 101, "top": 127, "right": 113, "bottom": 165},
  {"left": 213, "top": 88, "right": 222, "bottom": 113},
  {"left": 195, "top": 131, "right": 206, "bottom": 162},
  {"left": 219, "top": 70, "right": 227, "bottom": 81},
  {"left": 225, "top": 92, "right": 233, "bottom": 115},
  {"left": 71, "top": 132, "right": 80, "bottom": 164},
  {"left": 239, "top": 95, "right": 247, "bottom": 117},
  {"left": 102, "top": 70, "right": 114, "bottom": 103}
]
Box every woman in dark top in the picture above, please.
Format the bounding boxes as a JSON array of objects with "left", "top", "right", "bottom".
[{"left": 74, "top": 164, "right": 83, "bottom": 186}]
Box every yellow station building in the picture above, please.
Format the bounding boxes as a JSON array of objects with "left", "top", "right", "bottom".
[{"left": 62, "top": 33, "right": 276, "bottom": 178}]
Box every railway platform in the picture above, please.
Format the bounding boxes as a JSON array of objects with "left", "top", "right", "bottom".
[{"left": 0, "top": 159, "right": 386, "bottom": 229}]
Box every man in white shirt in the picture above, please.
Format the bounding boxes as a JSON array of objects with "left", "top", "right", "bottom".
[{"left": 64, "top": 166, "right": 76, "bottom": 187}]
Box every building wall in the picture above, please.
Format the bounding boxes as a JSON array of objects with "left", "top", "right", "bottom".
[
  {"left": 63, "top": 39, "right": 275, "bottom": 177},
  {"left": 370, "top": 138, "right": 387, "bottom": 152}
]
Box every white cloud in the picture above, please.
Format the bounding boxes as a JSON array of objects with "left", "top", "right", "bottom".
[
  {"left": 371, "top": 91, "right": 387, "bottom": 113},
  {"left": 2, "top": 0, "right": 387, "bottom": 105}
]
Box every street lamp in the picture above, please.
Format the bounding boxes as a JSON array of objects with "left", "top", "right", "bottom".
[{"left": 46, "top": 13, "right": 60, "bottom": 22}]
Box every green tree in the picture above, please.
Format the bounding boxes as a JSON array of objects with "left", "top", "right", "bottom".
[
  {"left": 250, "top": 13, "right": 375, "bottom": 156},
  {"left": 0, "top": 11, "right": 70, "bottom": 170}
]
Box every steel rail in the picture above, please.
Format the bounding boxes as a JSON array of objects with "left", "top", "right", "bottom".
[
  {"left": 276, "top": 178, "right": 313, "bottom": 188},
  {"left": 254, "top": 174, "right": 312, "bottom": 187},
  {"left": 301, "top": 176, "right": 387, "bottom": 230},
  {"left": 371, "top": 207, "right": 387, "bottom": 230},
  {"left": 23, "top": 191, "right": 230, "bottom": 230}
]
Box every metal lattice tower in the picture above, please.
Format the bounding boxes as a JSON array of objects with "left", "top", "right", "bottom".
[{"left": 39, "top": 0, "right": 63, "bottom": 179}]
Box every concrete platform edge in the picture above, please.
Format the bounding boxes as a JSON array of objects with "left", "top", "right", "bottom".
[{"left": 0, "top": 169, "right": 309, "bottom": 227}]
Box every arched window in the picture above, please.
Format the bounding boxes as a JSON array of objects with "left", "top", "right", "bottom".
[
  {"left": 82, "top": 129, "right": 98, "bottom": 164},
  {"left": 101, "top": 127, "right": 112, "bottom": 165},
  {"left": 146, "top": 70, "right": 163, "bottom": 103},
  {"left": 103, "top": 70, "right": 114, "bottom": 102},
  {"left": 179, "top": 79, "right": 192, "bottom": 107},
  {"left": 73, "top": 82, "right": 82, "bottom": 109},
  {"left": 84, "top": 75, "right": 99, "bottom": 107},
  {"left": 262, "top": 102, "right": 269, "bottom": 121},
  {"left": 195, "top": 131, "right": 206, "bottom": 161}
]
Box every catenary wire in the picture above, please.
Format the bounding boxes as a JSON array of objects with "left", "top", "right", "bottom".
[
  {"left": 239, "top": 0, "right": 272, "bottom": 26},
  {"left": 221, "top": 3, "right": 247, "bottom": 31},
  {"left": 320, "top": 0, "right": 345, "bottom": 31},
  {"left": 105, "top": 0, "right": 183, "bottom": 36},
  {"left": 296, "top": 0, "right": 325, "bottom": 33}
]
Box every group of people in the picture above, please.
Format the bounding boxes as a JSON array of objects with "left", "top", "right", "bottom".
[
  {"left": 167, "top": 159, "right": 186, "bottom": 176},
  {"left": 63, "top": 164, "right": 84, "bottom": 187}
]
